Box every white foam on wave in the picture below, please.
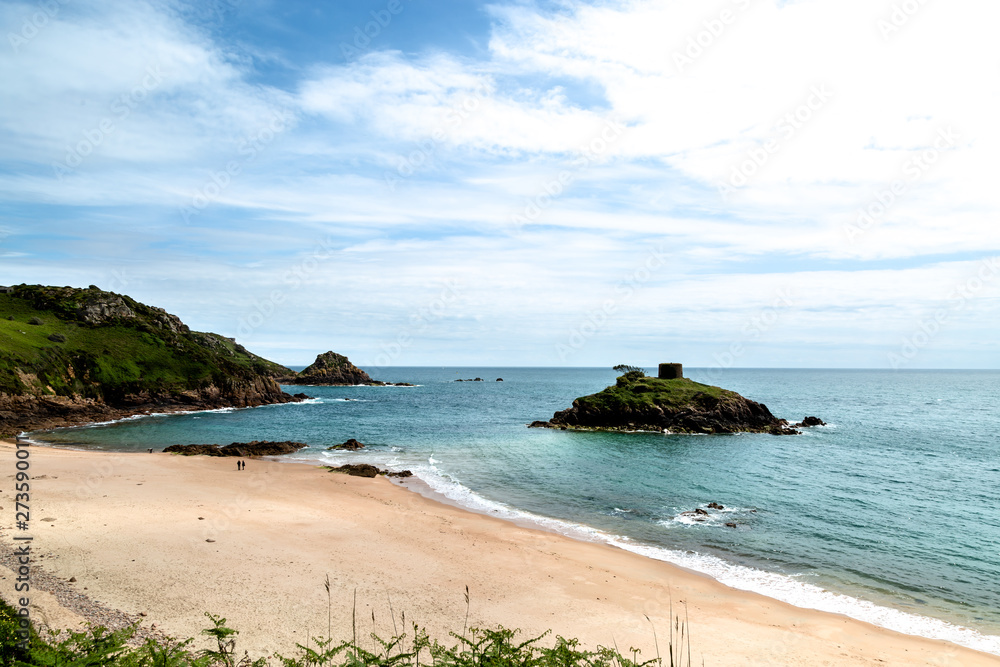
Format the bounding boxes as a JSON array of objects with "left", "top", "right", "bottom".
[
  {"left": 613, "top": 539, "right": 1000, "bottom": 655},
  {"left": 32, "top": 398, "right": 323, "bottom": 436},
  {"left": 412, "top": 462, "right": 610, "bottom": 541},
  {"left": 64, "top": 406, "right": 240, "bottom": 430},
  {"left": 661, "top": 505, "right": 757, "bottom": 527},
  {"left": 295, "top": 383, "right": 422, "bottom": 388},
  {"left": 374, "top": 462, "right": 1000, "bottom": 656}
]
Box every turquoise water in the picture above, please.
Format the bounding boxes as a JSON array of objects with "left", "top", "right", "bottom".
[{"left": 32, "top": 368, "right": 1000, "bottom": 654}]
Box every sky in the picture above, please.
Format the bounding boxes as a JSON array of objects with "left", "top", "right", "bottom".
[{"left": 1, "top": 0, "right": 998, "bottom": 369}]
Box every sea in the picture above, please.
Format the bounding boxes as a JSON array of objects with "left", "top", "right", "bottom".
[{"left": 28, "top": 368, "right": 1000, "bottom": 655}]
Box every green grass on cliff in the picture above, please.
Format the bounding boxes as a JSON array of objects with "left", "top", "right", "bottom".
[
  {"left": 0, "top": 285, "right": 290, "bottom": 399},
  {"left": 574, "top": 374, "right": 736, "bottom": 413}
]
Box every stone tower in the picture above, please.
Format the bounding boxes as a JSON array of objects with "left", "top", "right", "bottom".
[{"left": 658, "top": 363, "right": 683, "bottom": 379}]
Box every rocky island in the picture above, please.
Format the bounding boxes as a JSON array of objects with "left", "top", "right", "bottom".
[
  {"left": 531, "top": 364, "right": 820, "bottom": 436},
  {"left": 275, "top": 350, "right": 412, "bottom": 386},
  {"left": 0, "top": 284, "right": 307, "bottom": 436}
]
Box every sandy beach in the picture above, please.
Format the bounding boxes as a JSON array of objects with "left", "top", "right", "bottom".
[{"left": 1, "top": 440, "right": 997, "bottom": 666}]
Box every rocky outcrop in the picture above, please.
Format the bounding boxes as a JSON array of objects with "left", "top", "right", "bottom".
[
  {"left": 327, "top": 463, "right": 413, "bottom": 478},
  {"left": 328, "top": 463, "right": 381, "bottom": 477},
  {"left": 9, "top": 284, "right": 188, "bottom": 332},
  {"left": 0, "top": 374, "right": 301, "bottom": 437},
  {"left": 276, "top": 351, "right": 413, "bottom": 386},
  {"left": 279, "top": 351, "right": 374, "bottom": 385},
  {"left": 163, "top": 441, "right": 307, "bottom": 456},
  {"left": 533, "top": 374, "right": 809, "bottom": 436},
  {"left": 327, "top": 438, "right": 365, "bottom": 451}
]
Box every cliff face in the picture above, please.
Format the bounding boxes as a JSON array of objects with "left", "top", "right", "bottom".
[
  {"left": 534, "top": 374, "right": 799, "bottom": 435},
  {"left": 278, "top": 351, "right": 375, "bottom": 386},
  {"left": 0, "top": 284, "right": 301, "bottom": 436}
]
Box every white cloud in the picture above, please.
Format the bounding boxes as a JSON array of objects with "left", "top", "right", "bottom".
[
  {"left": 0, "top": 0, "right": 296, "bottom": 170},
  {"left": 1, "top": 0, "right": 998, "bottom": 367}
]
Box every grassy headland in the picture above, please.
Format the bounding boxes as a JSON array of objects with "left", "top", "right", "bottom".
[{"left": 0, "top": 284, "right": 299, "bottom": 435}]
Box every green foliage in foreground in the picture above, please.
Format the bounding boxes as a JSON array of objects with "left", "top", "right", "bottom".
[
  {"left": 0, "top": 603, "right": 699, "bottom": 667},
  {"left": 0, "top": 597, "right": 30, "bottom": 666},
  {"left": 574, "top": 374, "right": 734, "bottom": 415}
]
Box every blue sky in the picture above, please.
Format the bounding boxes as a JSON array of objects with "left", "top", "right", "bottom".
[{"left": 1, "top": 0, "right": 998, "bottom": 369}]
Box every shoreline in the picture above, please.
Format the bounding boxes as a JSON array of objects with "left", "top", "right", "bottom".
[
  {"left": 378, "top": 455, "right": 1000, "bottom": 656},
  {"left": 23, "top": 430, "right": 1000, "bottom": 658},
  {"left": 1, "top": 440, "right": 998, "bottom": 665}
]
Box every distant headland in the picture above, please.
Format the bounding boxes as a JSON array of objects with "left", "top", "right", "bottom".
[{"left": 0, "top": 284, "right": 407, "bottom": 436}]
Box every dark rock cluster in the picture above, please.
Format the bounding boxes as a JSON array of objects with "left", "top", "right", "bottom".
[
  {"left": 327, "top": 438, "right": 365, "bottom": 451},
  {"left": 327, "top": 463, "right": 413, "bottom": 478},
  {"left": 163, "top": 440, "right": 307, "bottom": 457}
]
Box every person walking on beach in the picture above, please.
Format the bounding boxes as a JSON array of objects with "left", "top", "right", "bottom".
[{"left": 237, "top": 460, "right": 242, "bottom": 471}]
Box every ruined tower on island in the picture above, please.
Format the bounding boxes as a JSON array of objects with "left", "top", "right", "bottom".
[{"left": 658, "top": 363, "right": 683, "bottom": 379}]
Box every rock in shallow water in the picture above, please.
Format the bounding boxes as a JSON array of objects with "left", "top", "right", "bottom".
[
  {"left": 163, "top": 440, "right": 307, "bottom": 456},
  {"left": 328, "top": 438, "right": 365, "bottom": 451},
  {"left": 328, "top": 464, "right": 414, "bottom": 478}
]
